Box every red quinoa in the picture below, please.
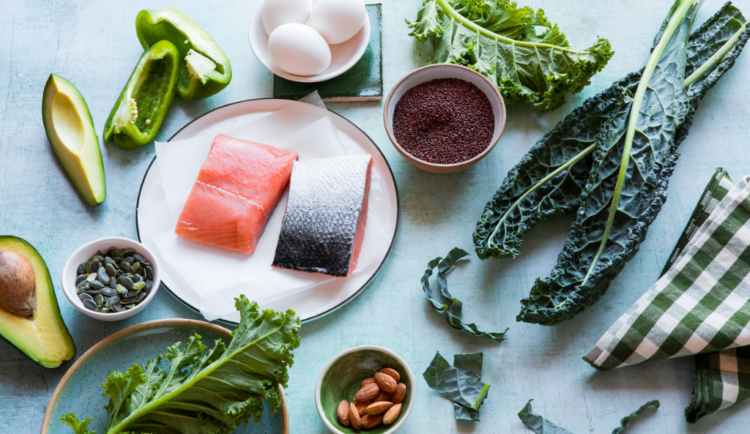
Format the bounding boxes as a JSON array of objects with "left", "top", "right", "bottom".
[{"left": 392, "top": 78, "right": 495, "bottom": 165}]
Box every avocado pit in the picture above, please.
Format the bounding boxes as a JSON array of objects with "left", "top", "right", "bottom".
[{"left": 0, "top": 250, "right": 37, "bottom": 317}]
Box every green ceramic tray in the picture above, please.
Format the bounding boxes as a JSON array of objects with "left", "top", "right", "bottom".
[
  {"left": 42, "top": 319, "right": 289, "bottom": 434},
  {"left": 316, "top": 346, "right": 415, "bottom": 433}
]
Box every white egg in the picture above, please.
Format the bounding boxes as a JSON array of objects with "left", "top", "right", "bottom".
[
  {"left": 261, "top": 0, "right": 313, "bottom": 35},
  {"left": 308, "top": 0, "right": 366, "bottom": 45},
  {"left": 268, "top": 24, "right": 331, "bottom": 76}
]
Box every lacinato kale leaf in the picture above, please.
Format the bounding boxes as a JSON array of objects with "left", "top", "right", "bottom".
[
  {"left": 61, "top": 295, "right": 301, "bottom": 434},
  {"left": 406, "top": 0, "right": 613, "bottom": 112},
  {"left": 423, "top": 351, "right": 490, "bottom": 421},
  {"left": 474, "top": 1, "right": 750, "bottom": 326},
  {"left": 421, "top": 248, "right": 507, "bottom": 342},
  {"left": 518, "top": 399, "right": 659, "bottom": 433}
]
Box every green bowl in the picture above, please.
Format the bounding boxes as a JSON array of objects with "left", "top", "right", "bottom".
[{"left": 316, "top": 346, "right": 415, "bottom": 433}]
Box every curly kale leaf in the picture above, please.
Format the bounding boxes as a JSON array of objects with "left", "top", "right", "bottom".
[
  {"left": 424, "top": 351, "right": 490, "bottom": 421},
  {"left": 422, "top": 248, "right": 507, "bottom": 342},
  {"left": 61, "top": 295, "right": 301, "bottom": 434},
  {"left": 406, "top": 0, "right": 613, "bottom": 111},
  {"left": 518, "top": 399, "right": 659, "bottom": 433},
  {"left": 519, "top": 1, "right": 750, "bottom": 325}
]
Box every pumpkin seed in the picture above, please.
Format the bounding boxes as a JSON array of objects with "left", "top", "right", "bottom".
[
  {"left": 87, "top": 288, "right": 101, "bottom": 295},
  {"left": 145, "top": 266, "right": 153, "bottom": 279},
  {"left": 89, "top": 280, "right": 104, "bottom": 290},
  {"left": 105, "top": 295, "right": 120, "bottom": 306},
  {"left": 86, "top": 273, "right": 97, "bottom": 282},
  {"left": 97, "top": 268, "right": 110, "bottom": 284},
  {"left": 77, "top": 263, "right": 86, "bottom": 275},
  {"left": 122, "top": 249, "right": 135, "bottom": 257},
  {"left": 125, "top": 304, "right": 135, "bottom": 310},
  {"left": 105, "top": 263, "right": 116, "bottom": 276},
  {"left": 102, "top": 307, "right": 111, "bottom": 313},
  {"left": 113, "top": 256, "right": 122, "bottom": 264},
  {"left": 109, "top": 278, "right": 117, "bottom": 289},
  {"left": 83, "top": 299, "right": 98, "bottom": 311},
  {"left": 121, "top": 296, "right": 136, "bottom": 304},
  {"left": 79, "top": 293, "right": 94, "bottom": 303},
  {"left": 101, "top": 287, "right": 117, "bottom": 297},
  {"left": 90, "top": 259, "right": 101, "bottom": 272},
  {"left": 118, "top": 276, "right": 134, "bottom": 289},
  {"left": 123, "top": 256, "right": 135, "bottom": 264},
  {"left": 136, "top": 292, "right": 147, "bottom": 302},
  {"left": 116, "top": 284, "right": 128, "bottom": 296},
  {"left": 85, "top": 261, "right": 91, "bottom": 274},
  {"left": 126, "top": 289, "right": 140, "bottom": 298},
  {"left": 133, "top": 253, "right": 145, "bottom": 262},
  {"left": 94, "top": 294, "right": 104, "bottom": 307},
  {"left": 115, "top": 270, "right": 123, "bottom": 278},
  {"left": 75, "top": 274, "right": 86, "bottom": 285},
  {"left": 133, "top": 274, "right": 143, "bottom": 283},
  {"left": 104, "top": 256, "right": 113, "bottom": 265},
  {"left": 112, "top": 302, "right": 124, "bottom": 312},
  {"left": 132, "top": 281, "right": 145, "bottom": 290},
  {"left": 107, "top": 246, "right": 117, "bottom": 256},
  {"left": 144, "top": 279, "right": 153, "bottom": 291},
  {"left": 77, "top": 285, "right": 87, "bottom": 295}
]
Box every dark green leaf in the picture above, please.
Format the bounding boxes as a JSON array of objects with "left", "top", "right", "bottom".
[
  {"left": 612, "top": 400, "right": 660, "bottom": 434},
  {"left": 423, "top": 351, "right": 490, "bottom": 421},
  {"left": 518, "top": 400, "right": 573, "bottom": 433},
  {"left": 406, "top": 0, "right": 613, "bottom": 111},
  {"left": 518, "top": 399, "right": 659, "bottom": 433},
  {"left": 472, "top": 1, "right": 750, "bottom": 326},
  {"left": 421, "top": 248, "right": 506, "bottom": 342}
]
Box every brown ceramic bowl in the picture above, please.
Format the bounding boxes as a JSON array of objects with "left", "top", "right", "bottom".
[{"left": 383, "top": 64, "right": 506, "bottom": 173}]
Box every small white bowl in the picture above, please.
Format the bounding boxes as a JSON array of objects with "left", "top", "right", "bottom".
[
  {"left": 315, "top": 346, "right": 415, "bottom": 433},
  {"left": 384, "top": 64, "right": 506, "bottom": 174},
  {"left": 62, "top": 237, "right": 160, "bottom": 321},
  {"left": 248, "top": 0, "right": 371, "bottom": 83}
]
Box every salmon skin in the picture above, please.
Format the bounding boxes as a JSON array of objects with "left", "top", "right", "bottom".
[
  {"left": 175, "top": 134, "right": 298, "bottom": 255},
  {"left": 272, "top": 154, "right": 373, "bottom": 277}
]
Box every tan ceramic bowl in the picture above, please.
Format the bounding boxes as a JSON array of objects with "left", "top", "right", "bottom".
[{"left": 383, "top": 64, "right": 506, "bottom": 173}]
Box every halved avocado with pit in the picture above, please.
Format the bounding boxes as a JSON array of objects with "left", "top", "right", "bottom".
[
  {"left": 42, "top": 74, "right": 106, "bottom": 207},
  {"left": 0, "top": 236, "right": 75, "bottom": 368}
]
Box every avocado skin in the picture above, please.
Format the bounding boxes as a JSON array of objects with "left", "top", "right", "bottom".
[
  {"left": 0, "top": 236, "right": 76, "bottom": 368},
  {"left": 42, "top": 74, "right": 106, "bottom": 207}
]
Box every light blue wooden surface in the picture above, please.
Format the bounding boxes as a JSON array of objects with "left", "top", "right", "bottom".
[{"left": 2, "top": 0, "right": 750, "bottom": 433}]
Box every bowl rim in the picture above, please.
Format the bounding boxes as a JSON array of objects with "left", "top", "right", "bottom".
[
  {"left": 61, "top": 236, "right": 161, "bottom": 321},
  {"left": 40, "top": 318, "right": 289, "bottom": 434},
  {"left": 382, "top": 63, "right": 507, "bottom": 170},
  {"left": 247, "top": 0, "right": 371, "bottom": 83},
  {"left": 315, "top": 345, "right": 415, "bottom": 433}
]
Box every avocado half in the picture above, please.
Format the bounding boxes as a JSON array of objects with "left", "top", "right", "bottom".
[
  {"left": 0, "top": 236, "right": 75, "bottom": 368},
  {"left": 42, "top": 74, "right": 106, "bottom": 207}
]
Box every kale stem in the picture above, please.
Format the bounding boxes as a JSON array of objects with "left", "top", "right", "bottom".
[
  {"left": 581, "top": 0, "right": 699, "bottom": 287},
  {"left": 684, "top": 19, "right": 749, "bottom": 87}
]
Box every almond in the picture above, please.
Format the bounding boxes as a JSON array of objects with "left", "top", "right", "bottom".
[
  {"left": 337, "top": 400, "right": 350, "bottom": 426},
  {"left": 349, "top": 402, "right": 362, "bottom": 430},
  {"left": 361, "top": 413, "right": 384, "bottom": 429},
  {"left": 374, "top": 390, "right": 391, "bottom": 402},
  {"left": 374, "top": 372, "right": 397, "bottom": 393},
  {"left": 366, "top": 401, "right": 394, "bottom": 415},
  {"left": 391, "top": 383, "right": 407, "bottom": 404},
  {"left": 361, "top": 377, "right": 376, "bottom": 387},
  {"left": 354, "top": 383, "right": 380, "bottom": 402},
  {"left": 380, "top": 367, "right": 401, "bottom": 382},
  {"left": 383, "top": 403, "right": 402, "bottom": 425},
  {"left": 354, "top": 401, "right": 370, "bottom": 416}
]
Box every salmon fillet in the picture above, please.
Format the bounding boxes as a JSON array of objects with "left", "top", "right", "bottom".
[
  {"left": 272, "top": 155, "right": 373, "bottom": 276},
  {"left": 175, "top": 134, "right": 298, "bottom": 255}
]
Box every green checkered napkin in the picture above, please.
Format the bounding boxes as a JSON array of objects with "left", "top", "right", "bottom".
[{"left": 584, "top": 168, "right": 750, "bottom": 421}]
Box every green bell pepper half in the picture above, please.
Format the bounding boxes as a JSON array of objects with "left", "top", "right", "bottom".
[
  {"left": 102, "top": 40, "right": 180, "bottom": 150},
  {"left": 135, "top": 7, "right": 232, "bottom": 101}
]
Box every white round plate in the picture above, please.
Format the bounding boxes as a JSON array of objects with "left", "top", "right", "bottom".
[
  {"left": 248, "top": 0, "right": 371, "bottom": 83},
  {"left": 136, "top": 99, "right": 399, "bottom": 324}
]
